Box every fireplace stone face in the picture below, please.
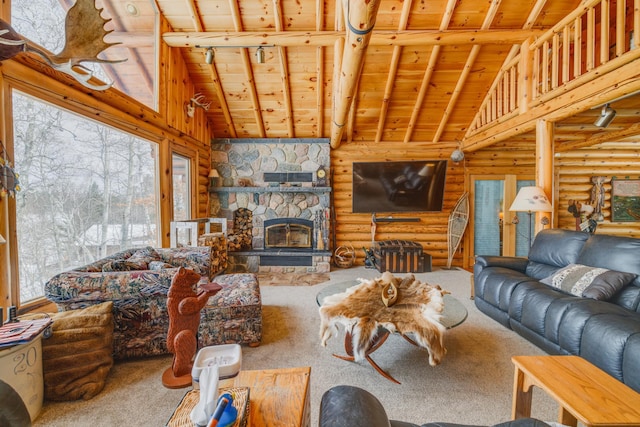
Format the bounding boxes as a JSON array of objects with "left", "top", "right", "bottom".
[{"left": 210, "top": 138, "right": 331, "bottom": 273}]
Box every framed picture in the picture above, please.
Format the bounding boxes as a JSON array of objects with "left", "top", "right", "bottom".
[{"left": 611, "top": 179, "right": 640, "bottom": 222}]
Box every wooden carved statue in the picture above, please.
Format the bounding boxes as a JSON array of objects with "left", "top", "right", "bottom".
[
  {"left": 0, "top": 0, "right": 125, "bottom": 90},
  {"left": 162, "top": 267, "right": 221, "bottom": 389}
]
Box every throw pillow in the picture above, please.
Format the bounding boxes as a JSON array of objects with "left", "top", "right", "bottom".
[
  {"left": 40, "top": 301, "right": 114, "bottom": 401},
  {"left": 148, "top": 260, "right": 175, "bottom": 270},
  {"left": 125, "top": 246, "right": 163, "bottom": 270},
  {"left": 540, "top": 263, "right": 636, "bottom": 300}
]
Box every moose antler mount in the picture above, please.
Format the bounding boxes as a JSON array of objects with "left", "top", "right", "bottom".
[{"left": 0, "top": 0, "right": 126, "bottom": 91}]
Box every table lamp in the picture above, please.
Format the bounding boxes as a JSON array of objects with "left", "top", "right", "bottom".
[
  {"left": 208, "top": 168, "right": 220, "bottom": 187},
  {"left": 509, "top": 186, "right": 552, "bottom": 247}
]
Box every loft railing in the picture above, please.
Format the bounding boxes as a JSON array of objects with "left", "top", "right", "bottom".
[{"left": 467, "top": 0, "right": 640, "bottom": 136}]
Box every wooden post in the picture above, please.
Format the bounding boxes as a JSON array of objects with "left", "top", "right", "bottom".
[
  {"left": 536, "top": 119, "right": 554, "bottom": 231},
  {"left": 330, "top": 0, "right": 382, "bottom": 149}
]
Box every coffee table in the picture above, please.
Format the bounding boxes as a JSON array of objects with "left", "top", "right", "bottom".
[
  {"left": 167, "top": 366, "right": 311, "bottom": 427},
  {"left": 317, "top": 280, "right": 467, "bottom": 383}
]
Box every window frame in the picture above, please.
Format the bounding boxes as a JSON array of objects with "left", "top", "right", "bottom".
[{"left": 1, "top": 74, "right": 177, "bottom": 313}]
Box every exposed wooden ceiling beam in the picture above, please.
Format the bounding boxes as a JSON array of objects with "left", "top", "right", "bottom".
[
  {"left": 330, "top": 0, "right": 383, "bottom": 148},
  {"left": 229, "top": 0, "right": 266, "bottom": 137},
  {"left": 273, "top": 0, "right": 294, "bottom": 137},
  {"left": 162, "top": 29, "right": 543, "bottom": 48},
  {"left": 431, "top": 0, "right": 501, "bottom": 144},
  {"left": 403, "top": 0, "right": 456, "bottom": 143},
  {"left": 374, "top": 0, "right": 413, "bottom": 143}
]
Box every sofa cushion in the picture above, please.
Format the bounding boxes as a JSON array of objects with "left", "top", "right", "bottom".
[
  {"left": 540, "top": 263, "right": 636, "bottom": 300},
  {"left": 527, "top": 229, "right": 589, "bottom": 271}
]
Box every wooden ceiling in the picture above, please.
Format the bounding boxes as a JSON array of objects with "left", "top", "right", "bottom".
[{"left": 98, "top": 0, "right": 640, "bottom": 149}]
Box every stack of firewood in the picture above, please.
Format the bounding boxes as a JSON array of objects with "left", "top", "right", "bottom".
[{"left": 227, "top": 208, "right": 253, "bottom": 251}]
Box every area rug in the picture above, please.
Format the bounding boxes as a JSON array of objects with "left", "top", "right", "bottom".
[{"left": 257, "top": 272, "right": 330, "bottom": 286}]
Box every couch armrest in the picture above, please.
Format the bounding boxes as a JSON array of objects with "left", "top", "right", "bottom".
[
  {"left": 45, "top": 268, "right": 177, "bottom": 304},
  {"left": 320, "top": 385, "right": 397, "bottom": 427},
  {"left": 474, "top": 256, "right": 529, "bottom": 273}
]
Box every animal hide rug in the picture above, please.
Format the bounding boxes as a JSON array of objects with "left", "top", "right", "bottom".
[{"left": 319, "top": 272, "right": 447, "bottom": 366}]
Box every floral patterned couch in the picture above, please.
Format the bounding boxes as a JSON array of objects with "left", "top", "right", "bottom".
[{"left": 44, "top": 245, "right": 262, "bottom": 360}]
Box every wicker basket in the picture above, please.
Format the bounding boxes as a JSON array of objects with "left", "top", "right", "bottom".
[{"left": 334, "top": 245, "right": 355, "bottom": 268}]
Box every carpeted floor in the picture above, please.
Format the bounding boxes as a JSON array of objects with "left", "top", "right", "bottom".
[{"left": 33, "top": 267, "right": 559, "bottom": 427}]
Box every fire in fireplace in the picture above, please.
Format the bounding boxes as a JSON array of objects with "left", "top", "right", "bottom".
[{"left": 264, "top": 218, "right": 313, "bottom": 249}]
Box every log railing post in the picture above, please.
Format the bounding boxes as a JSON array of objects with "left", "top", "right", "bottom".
[{"left": 519, "top": 38, "right": 534, "bottom": 114}]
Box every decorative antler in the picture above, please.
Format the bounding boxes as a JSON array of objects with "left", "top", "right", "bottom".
[
  {"left": 0, "top": 0, "right": 126, "bottom": 91},
  {"left": 185, "top": 93, "right": 211, "bottom": 118},
  {"left": 190, "top": 93, "right": 211, "bottom": 111}
]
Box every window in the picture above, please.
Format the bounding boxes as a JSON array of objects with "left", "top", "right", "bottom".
[
  {"left": 12, "top": 91, "right": 160, "bottom": 304},
  {"left": 172, "top": 153, "right": 191, "bottom": 221}
]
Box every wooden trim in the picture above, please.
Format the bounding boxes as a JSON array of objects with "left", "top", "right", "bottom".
[{"left": 162, "top": 29, "right": 544, "bottom": 48}]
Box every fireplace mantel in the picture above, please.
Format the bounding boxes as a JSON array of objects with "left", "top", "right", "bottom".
[{"left": 210, "top": 186, "right": 331, "bottom": 193}]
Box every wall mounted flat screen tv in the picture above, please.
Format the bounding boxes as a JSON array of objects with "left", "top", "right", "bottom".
[{"left": 352, "top": 160, "right": 447, "bottom": 213}]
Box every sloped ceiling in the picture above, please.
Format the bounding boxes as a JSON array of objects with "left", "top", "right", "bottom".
[{"left": 101, "top": 0, "right": 640, "bottom": 148}]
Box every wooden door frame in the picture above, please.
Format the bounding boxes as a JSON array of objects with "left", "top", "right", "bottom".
[{"left": 467, "top": 174, "right": 534, "bottom": 266}]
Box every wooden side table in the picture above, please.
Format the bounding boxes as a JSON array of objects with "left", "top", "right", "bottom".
[{"left": 511, "top": 355, "right": 640, "bottom": 427}]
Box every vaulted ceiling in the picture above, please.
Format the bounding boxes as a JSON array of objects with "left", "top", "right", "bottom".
[{"left": 99, "top": 0, "right": 640, "bottom": 149}]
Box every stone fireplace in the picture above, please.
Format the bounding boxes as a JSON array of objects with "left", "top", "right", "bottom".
[{"left": 209, "top": 138, "right": 331, "bottom": 274}]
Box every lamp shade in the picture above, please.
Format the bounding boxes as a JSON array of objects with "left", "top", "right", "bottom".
[
  {"left": 509, "top": 186, "right": 552, "bottom": 212},
  {"left": 0, "top": 233, "right": 5, "bottom": 244},
  {"left": 208, "top": 169, "right": 220, "bottom": 178}
]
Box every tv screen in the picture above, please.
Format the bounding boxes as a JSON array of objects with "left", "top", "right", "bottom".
[{"left": 352, "top": 160, "right": 447, "bottom": 213}]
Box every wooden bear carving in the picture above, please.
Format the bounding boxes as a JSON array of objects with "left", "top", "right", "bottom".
[{"left": 162, "top": 267, "right": 221, "bottom": 388}]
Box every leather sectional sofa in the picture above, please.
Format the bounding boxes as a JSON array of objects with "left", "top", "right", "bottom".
[
  {"left": 474, "top": 229, "right": 640, "bottom": 393},
  {"left": 319, "top": 385, "right": 551, "bottom": 427}
]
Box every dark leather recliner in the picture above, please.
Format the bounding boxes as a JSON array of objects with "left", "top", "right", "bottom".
[{"left": 319, "top": 385, "right": 551, "bottom": 427}]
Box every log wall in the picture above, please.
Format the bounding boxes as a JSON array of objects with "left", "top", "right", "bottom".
[
  {"left": 158, "top": 16, "right": 212, "bottom": 227},
  {"left": 330, "top": 141, "right": 464, "bottom": 268},
  {"left": 555, "top": 139, "right": 640, "bottom": 236}
]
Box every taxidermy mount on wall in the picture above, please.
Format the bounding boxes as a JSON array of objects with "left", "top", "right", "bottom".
[{"left": 0, "top": 0, "right": 125, "bottom": 91}]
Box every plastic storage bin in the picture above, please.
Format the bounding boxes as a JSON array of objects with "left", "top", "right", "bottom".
[{"left": 192, "top": 344, "right": 242, "bottom": 389}]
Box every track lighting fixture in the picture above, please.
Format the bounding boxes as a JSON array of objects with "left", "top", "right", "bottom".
[
  {"left": 256, "top": 47, "right": 265, "bottom": 63},
  {"left": 594, "top": 103, "right": 616, "bottom": 128},
  {"left": 205, "top": 47, "right": 214, "bottom": 65}
]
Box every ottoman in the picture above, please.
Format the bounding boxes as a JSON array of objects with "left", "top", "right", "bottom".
[{"left": 198, "top": 273, "right": 262, "bottom": 347}]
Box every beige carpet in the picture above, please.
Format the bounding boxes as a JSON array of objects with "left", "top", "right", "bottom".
[{"left": 34, "top": 267, "right": 559, "bottom": 427}]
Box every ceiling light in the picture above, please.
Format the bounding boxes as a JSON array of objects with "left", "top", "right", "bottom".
[
  {"left": 256, "top": 47, "right": 265, "bottom": 64},
  {"left": 594, "top": 103, "right": 616, "bottom": 128},
  {"left": 205, "top": 47, "right": 214, "bottom": 65},
  {"left": 125, "top": 3, "right": 139, "bottom": 16}
]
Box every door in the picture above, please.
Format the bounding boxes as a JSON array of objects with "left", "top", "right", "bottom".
[{"left": 470, "top": 175, "right": 534, "bottom": 258}]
